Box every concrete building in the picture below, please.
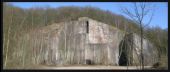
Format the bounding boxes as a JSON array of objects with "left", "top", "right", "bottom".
[{"left": 21, "top": 17, "right": 158, "bottom": 66}]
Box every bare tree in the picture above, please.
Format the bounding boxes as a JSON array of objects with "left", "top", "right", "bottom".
[
  {"left": 121, "top": 2, "right": 155, "bottom": 69},
  {"left": 4, "top": 7, "right": 14, "bottom": 68}
]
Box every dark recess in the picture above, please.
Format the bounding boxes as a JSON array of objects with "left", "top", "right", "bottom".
[
  {"left": 86, "top": 21, "right": 89, "bottom": 33},
  {"left": 86, "top": 59, "right": 94, "bottom": 65},
  {"left": 119, "top": 40, "right": 128, "bottom": 66}
]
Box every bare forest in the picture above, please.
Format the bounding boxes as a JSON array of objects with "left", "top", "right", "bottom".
[{"left": 3, "top": 3, "right": 168, "bottom": 69}]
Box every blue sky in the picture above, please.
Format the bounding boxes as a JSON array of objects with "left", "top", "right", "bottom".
[{"left": 9, "top": 2, "right": 168, "bottom": 29}]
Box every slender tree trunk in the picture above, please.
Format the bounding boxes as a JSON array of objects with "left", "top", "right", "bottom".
[
  {"left": 64, "top": 24, "right": 67, "bottom": 64},
  {"left": 156, "top": 31, "right": 162, "bottom": 61},
  {"left": 3, "top": 33, "right": 6, "bottom": 56},
  {"left": 4, "top": 8, "right": 13, "bottom": 68},
  {"left": 140, "top": 24, "right": 144, "bottom": 69},
  {"left": 22, "top": 35, "right": 26, "bottom": 67}
]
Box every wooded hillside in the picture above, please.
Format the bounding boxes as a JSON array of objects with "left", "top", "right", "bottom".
[{"left": 3, "top": 3, "right": 168, "bottom": 69}]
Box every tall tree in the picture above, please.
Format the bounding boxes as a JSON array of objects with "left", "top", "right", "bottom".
[
  {"left": 4, "top": 5, "right": 14, "bottom": 68},
  {"left": 121, "top": 3, "right": 155, "bottom": 69}
]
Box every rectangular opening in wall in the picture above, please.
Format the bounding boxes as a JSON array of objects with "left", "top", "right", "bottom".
[{"left": 86, "top": 21, "right": 89, "bottom": 33}]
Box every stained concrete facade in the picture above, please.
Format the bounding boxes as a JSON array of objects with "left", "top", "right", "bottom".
[{"left": 21, "top": 17, "right": 158, "bottom": 66}]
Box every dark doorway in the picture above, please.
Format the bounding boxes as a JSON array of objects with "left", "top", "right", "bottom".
[
  {"left": 118, "top": 40, "right": 128, "bottom": 66},
  {"left": 85, "top": 59, "right": 94, "bottom": 65},
  {"left": 86, "top": 21, "right": 89, "bottom": 33}
]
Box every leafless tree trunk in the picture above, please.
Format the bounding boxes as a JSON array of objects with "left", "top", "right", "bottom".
[
  {"left": 121, "top": 3, "right": 155, "bottom": 69},
  {"left": 156, "top": 30, "right": 162, "bottom": 61},
  {"left": 4, "top": 7, "right": 13, "bottom": 68}
]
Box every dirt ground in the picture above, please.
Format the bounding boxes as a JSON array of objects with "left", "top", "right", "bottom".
[
  {"left": 17, "top": 65, "right": 155, "bottom": 70},
  {"left": 40, "top": 66, "right": 153, "bottom": 70}
]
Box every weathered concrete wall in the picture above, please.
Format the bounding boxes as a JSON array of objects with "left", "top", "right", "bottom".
[
  {"left": 50, "top": 18, "right": 125, "bottom": 65},
  {"left": 132, "top": 34, "right": 158, "bottom": 66},
  {"left": 18, "top": 17, "right": 158, "bottom": 67},
  {"left": 120, "top": 33, "right": 158, "bottom": 66}
]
